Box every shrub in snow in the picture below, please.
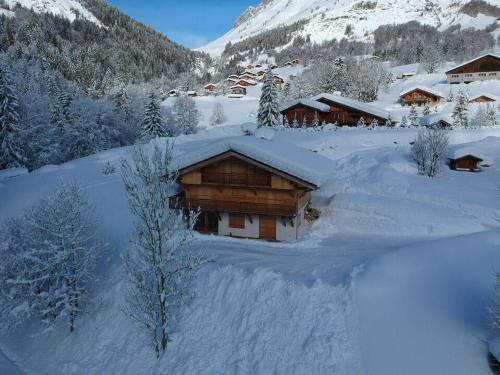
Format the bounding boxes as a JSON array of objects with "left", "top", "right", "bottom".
[
  {"left": 357, "top": 117, "right": 366, "bottom": 127},
  {"left": 209, "top": 103, "right": 226, "bottom": 127},
  {"left": 412, "top": 127, "right": 449, "bottom": 178},
  {"left": 0, "top": 182, "right": 103, "bottom": 332},
  {"left": 120, "top": 143, "right": 206, "bottom": 357},
  {"left": 452, "top": 90, "right": 469, "bottom": 128},
  {"left": 400, "top": 115, "right": 408, "bottom": 128},
  {"left": 422, "top": 101, "right": 431, "bottom": 116},
  {"left": 101, "top": 161, "right": 116, "bottom": 175},
  {"left": 257, "top": 69, "right": 280, "bottom": 128},
  {"left": 172, "top": 95, "right": 200, "bottom": 135}
]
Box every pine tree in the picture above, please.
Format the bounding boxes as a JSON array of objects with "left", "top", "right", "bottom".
[
  {"left": 112, "top": 86, "right": 131, "bottom": 120},
  {"left": 0, "top": 66, "right": 23, "bottom": 169},
  {"left": 400, "top": 115, "right": 408, "bottom": 128},
  {"left": 486, "top": 105, "right": 497, "bottom": 127},
  {"left": 312, "top": 111, "right": 320, "bottom": 129},
  {"left": 408, "top": 105, "right": 420, "bottom": 127},
  {"left": 370, "top": 119, "right": 379, "bottom": 128},
  {"left": 447, "top": 89, "right": 454, "bottom": 102},
  {"left": 51, "top": 90, "right": 73, "bottom": 135},
  {"left": 257, "top": 69, "right": 280, "bottom": 128},
  {"left": 452, "top": 90, "right": 469, "bottom": 128},
  {"left": 357, "top": 117, "right": 365, "bottom": 127},
  {"left": 283, "top": 115, "right": 289, "bottom": 128},
  {"left": 291, "top": 113, "right": 299, "bottom": 128},
  {"left": 141, "top": 93, "right": 166, "bottom": 140},
  {"left": 422, "top": 101, "right": 431, "bottom": 116}
]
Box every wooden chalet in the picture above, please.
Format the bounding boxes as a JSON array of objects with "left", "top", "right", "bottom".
[
  {"left": 399, "top": 86, "right": 443, "bottom": 106},
  {"left": 167, "top": 89, "right": 179, "bottom": 97},
  {"left": 239, "top": 73, "right": 255, "bottom": 81},
  {"left": 284, "top": 61, "right": 293, "bottom": 67},
  {"left": 235, "top": 79, "right": 257, "bottom": 87},
  {"left": 449, "top": 154, "right": 483, "bottom": 172},
  {"left": 255, "top": 64, "right": 263, "bottom": 68},
  {"left": 170, "top": 137, "right": 332, "bottom": 241},
  {"left": 292, "top": 59, "right": 300, "bottom": 65},
  {"left": 187, "top": 91, "right": 198, "bottom": 97},
  {"left": 312, "top": 93, "right": 391, "bottom": 126},
  {"left": 420, "top": 113, "right": 452, "bottom": 129},
  {"left": 230, "top": 85, "right": 247, "bottom": 95},
  {"left": 446, "top": 54, "right": 500, "bottom": 84},
  {"left": 204, "top": 83, "right": 218, "bottom": 94},
  {"left": 469, "top": 93, "right": 498, "bottom": 104},
  {"left": 256, "top": 70, "right": 267, "bottom": 77},
  {"left": 280, "top": 99, "right": 330, "bottom": 126},
  {"left": 268, "top": 63, "right": 278, "bottom": 69},
  {"left": 246, "top": 64, "right": 254, "bottom": 69},
  {"left": 273, "top": 75, "right": 285, "bottom": 85}
]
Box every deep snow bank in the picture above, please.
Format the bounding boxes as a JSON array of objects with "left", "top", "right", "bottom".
[
  {"left": 3, "top": 266, "right": 361, "bottom": 374},
  {"left": 354, "top": 231, "right": 500, "bottom": 375}
]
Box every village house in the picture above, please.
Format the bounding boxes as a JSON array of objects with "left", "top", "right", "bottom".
[
  {"left": 284, "top": 61, "right": 293, "bottom": 67},
  {"left": 469, "top": 93, "right": 498, "bottom": 104},
  {"left": 227, "top": 77, "right": 238, "bottom": 85},
  {"left": 204, "top": 83, "right": 218, "bottom": 95},
  {"left": 170, "top": 137, "right": 333, "bottom": 241},
  {"left": 399, "top": 72, "right": 415, "bottom": 80},
  {"left": 239, "top": 72, "right": 255, "bottom": 81},
  {"left": 246, "top": 64, "right": 254, "bottom": 69},
  {"left": 420, "top": 113, "right": 452, "bottom": 129},
  {"left": 292, "top": 58, "right": 300, "bottom": 65},
  {"left": 187, "top": 91, "right": 198, "bottom": 97},
  {"left": 448, "top": 150, "right": 484, "bottom": 172},
  {"left": 268, "top": 63, "right": 278, "bottom": 69},
  {"left": 273, "top": 75, "right": 285, "bottom": 85},
  {"left": 235, "top": 79, "right": 257, "bottom": 87},
  {"left": 255, "top": 64, "right": 263, "bottom": 68},
  {"left": 280, "top": 94, "right": 392, "bottom": 126},
  {"left": 446, "top": 54, "right": 500, "bottom": 84},
  {"left": 167, "top": 89, "right": 179, "bottom": 97},
  {"left": 399, "top": 86, "right": 443, "bottom": 106},
  {"left": 230, "top": 85, "right": 247, "bottom": 95},
  {"left": 279, "top": 99, "right": 331, "bottom": 125}
]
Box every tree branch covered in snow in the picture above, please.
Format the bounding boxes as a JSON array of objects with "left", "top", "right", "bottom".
[{"left": 412, "top": 128, "right": 449, "bottom": 178}]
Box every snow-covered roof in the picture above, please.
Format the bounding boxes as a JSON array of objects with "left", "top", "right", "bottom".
[
  {"left": 279, "top": 99, "right": 330, "bottom": 113},
  {"left": 230, "top": 85, "right": 247, "bottom": 89},
  {"left": 399, "top": 86, "right": 444, "bottom": 98},
  {"left": 448, "top": 147, "right": 484, "bottom": 161},
  {"left": 445, "top": 54, "right": 500, "bottom": 74},
  {"left": 420, "top": 113, "right": 453, "bottom": 127},
  {"left": 204, "top": 83, "right": 218, "bottom": 89},
  {"left": 402, "top": 72, "right": 416, "bottom": 76},
  {"left": 469, "top": 93, "right": 498, "bottom": 102},
  {"left": 236, "top": 79, "right": 257, "bottom": 85},
  {"left": 173, "top": 136, "right": 334, "bottom": 187},
  {"left": 311, "top": 93, "right": 391, "bottom": 120}
]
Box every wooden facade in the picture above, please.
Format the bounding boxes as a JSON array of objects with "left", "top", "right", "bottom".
[
  {"left": 273, "top": 75, "right": 285, "bottom": 85},
  {"left": 449, "top": 155, "right": 483, "bottom": 171},
  {"left": 469, "top": 95, "right": 496, "bottom": 104},
  {"left": 446, "top": 54, "right": 500, "bottom": 84},
  {"left": 171, "top": 151, "right": 314, "bottom": 240},
  {"left": 281, "top": 104, "right": 329, "bottom": 126},
  {"left": 315, "top": 97, "right": 388, "bottom": 126},
  {"left": 235, "top": 79, "right": 257, "bottom": 87},
  {"left": 400, "top": 88, "right": 442, "bottom": 106},
  {"left": 230, "top": 85, "right": 247, "bottom": 95}
]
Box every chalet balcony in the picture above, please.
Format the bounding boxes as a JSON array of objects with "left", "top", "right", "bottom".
[
  {"left": 201, "top": 173, "right": 271, "bottom": 187},
  {"left": 170, "top": 197, "right": 296, "bottom": 216}
]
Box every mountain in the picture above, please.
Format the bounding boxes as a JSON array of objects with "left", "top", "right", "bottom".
[
  {"left": 199, "top": 0, "right": 500, "bottom": 57},
  {"left": 2, "top": 0, "right": 102, "bottom": 25}
]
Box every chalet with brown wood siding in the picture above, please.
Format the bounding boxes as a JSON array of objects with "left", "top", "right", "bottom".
[
  {"left": 446, "top": 54, "right": 500, "bottom": 84},
  {"left": 399, "top": 86, "right": 443, "bottom": 106},
  {"left": 170, "top": 137, "right": 333, "bottom": 241},
  {"left": 469, "top": 93, "right": 498, "bottom": 104}
]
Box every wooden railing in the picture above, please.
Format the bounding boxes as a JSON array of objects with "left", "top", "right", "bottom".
[
  {"left": 201, "top": 173, "right": 271, "bottom": 187},
  {"left": 170, "top": 197, "right": 296, "bottom": 216}
]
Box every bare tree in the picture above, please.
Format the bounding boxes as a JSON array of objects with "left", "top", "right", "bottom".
[
  {"left": 412, "top": 127, "right": 449, "bottom": 178},
  {"left": 121, "top": 142, "right": 206, "bottom": 357}
]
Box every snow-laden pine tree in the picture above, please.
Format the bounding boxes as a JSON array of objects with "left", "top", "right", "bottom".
[
  {"left": 112, "top": 86, "right": 131, "bottom": 120},
  {"left": 51, "top": 90, "right": 73, "bottom": 135},
  {"left": 370, "top": 119, "right": 379, "bottom": 128},
  {"left": 486, "top": 105, "right": 498, "bottom": 127},
  {"left": 447, "top": 89, "right": 454, "bottom": 102},
  {"left": 452, "top": 90, "right": 469, "bottom": 128},
  {"left": 283, "top": 115, "right": 289, "bottom": 128},
  {"left": 0, "top": 65, "right": 24, "bottom": 169},
  {"left": 172, "top": 95, "right": 200, "bottom": 135},
  {"left": 291, "top": 113, "right": 299, "bottom": 128},
  {"left": 408, "top": 105, "right": 420, "bottom": 127},
  {"left": 121, "top": 142, "right": 206, "bottom": 357},
  {"left": 357, "top": 117, "right": 365, "bottom": 127},
  {"left": 0, "top": 182, "right": 103, "bottom": 332},
  {"left": 257, "top": 69, "right": 280, "bottom": 128},
  {"left": 312, "top": 111, "right": 320, "bottom": 129},
  {"left": 400, "top": 115, "right": 408, "bottom": 128},
  {"left": 209, "top": 102, "right": 226, "bottom": 126},
  {"left": 140, "top": 93, "right": 166, "bottom": 140},
  {"left": 422, "top": 101, "right": 431, "bottom": 116}
]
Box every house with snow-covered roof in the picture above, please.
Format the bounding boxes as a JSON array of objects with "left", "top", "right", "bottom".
[
  {"left": 280, "top": 99, "right": 331, "bottom": 126},
  {"left": 204, "top": 83, "right": 218, "bottom": 94},
  {"left": 420, "top": 113, "right": 453, "bottom": 129},
  {"left": 230, "top": 85, "right": 247, "bottom": 95},
  {"left": 399, "top": 86, "right": 443, "bottom": 107},
  {"left": 235, "top": 79, "right": 257, "bottom": 87},
  {"left": 169, "top": 136, "right": 333, "bottom": 241},
  {"left": 311, "top": 93, "right": 392, "bottom": 126},
  {"left": 446, "top": 54, "right": 500, "bottom": 84},
  {"left": 469, "top": 93, "right": 498, "bottom": 104},
  {"left": 448, "top": 148, "right": 485, "bottom": 172}
]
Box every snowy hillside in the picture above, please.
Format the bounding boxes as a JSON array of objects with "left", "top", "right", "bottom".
[
  {"left": 199, "top": 0, "right": 500, "bottom": 56},
  {"left": 1, "top": 0, "right": 102, "bottom": 25}
]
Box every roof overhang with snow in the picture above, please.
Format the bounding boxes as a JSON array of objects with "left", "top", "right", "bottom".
[
  {"left": 173, "top": 137, "right": 334, "bottom": 189},
  {"left": 399, "top": 86, "right": 444, "bottom": 98},
  {"left": 311, "top": 93, "right": 391, "bottom": 120},
  {"left": 469, "top": 93, "right": 498, "bottom": 102},
  {"left": 279, "top": 99, "right": 331, "bottom": 114},
  {"left": 445, "top": 54, "right": 500, "bottom": 74}
]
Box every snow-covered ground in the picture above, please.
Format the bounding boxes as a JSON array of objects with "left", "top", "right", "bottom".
[{"left": 1, "top": 122, "right": 500, "bottom": 374}]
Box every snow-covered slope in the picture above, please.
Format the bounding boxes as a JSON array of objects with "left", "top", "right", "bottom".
[
  {"left": 2, "top": 0, "right": 102, "bottom": 25},
  {"left": 199, "top": 0, "right": 499, "bottom": 56}
]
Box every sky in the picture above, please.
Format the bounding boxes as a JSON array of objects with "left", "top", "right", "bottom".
[{"left": 107, "top": 0, "right": 260, "bottom": 49}]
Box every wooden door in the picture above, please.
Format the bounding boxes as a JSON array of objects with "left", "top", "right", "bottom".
[{"left": 259, "top": 215, "right": 276, "bottom": 241}]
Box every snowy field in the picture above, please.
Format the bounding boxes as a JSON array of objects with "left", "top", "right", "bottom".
[{"left": 1, "top": 122, "right": 500, "bottom": 374}]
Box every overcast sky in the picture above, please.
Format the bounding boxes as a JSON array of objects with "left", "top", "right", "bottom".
[{"left": 107, "top": 0, "right": 260, "bottom": 49}]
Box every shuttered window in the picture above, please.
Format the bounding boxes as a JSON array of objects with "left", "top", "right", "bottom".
[{"left": 229, "top": 213, "right": 245, "bottom": 229}]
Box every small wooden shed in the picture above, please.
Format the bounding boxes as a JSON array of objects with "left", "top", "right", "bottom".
[
  {"left": 449, "top": 154, "right": 484, "bottom": 171},
  {"left": 469, "top": 93, "right": 498, "bottom": 104}
]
